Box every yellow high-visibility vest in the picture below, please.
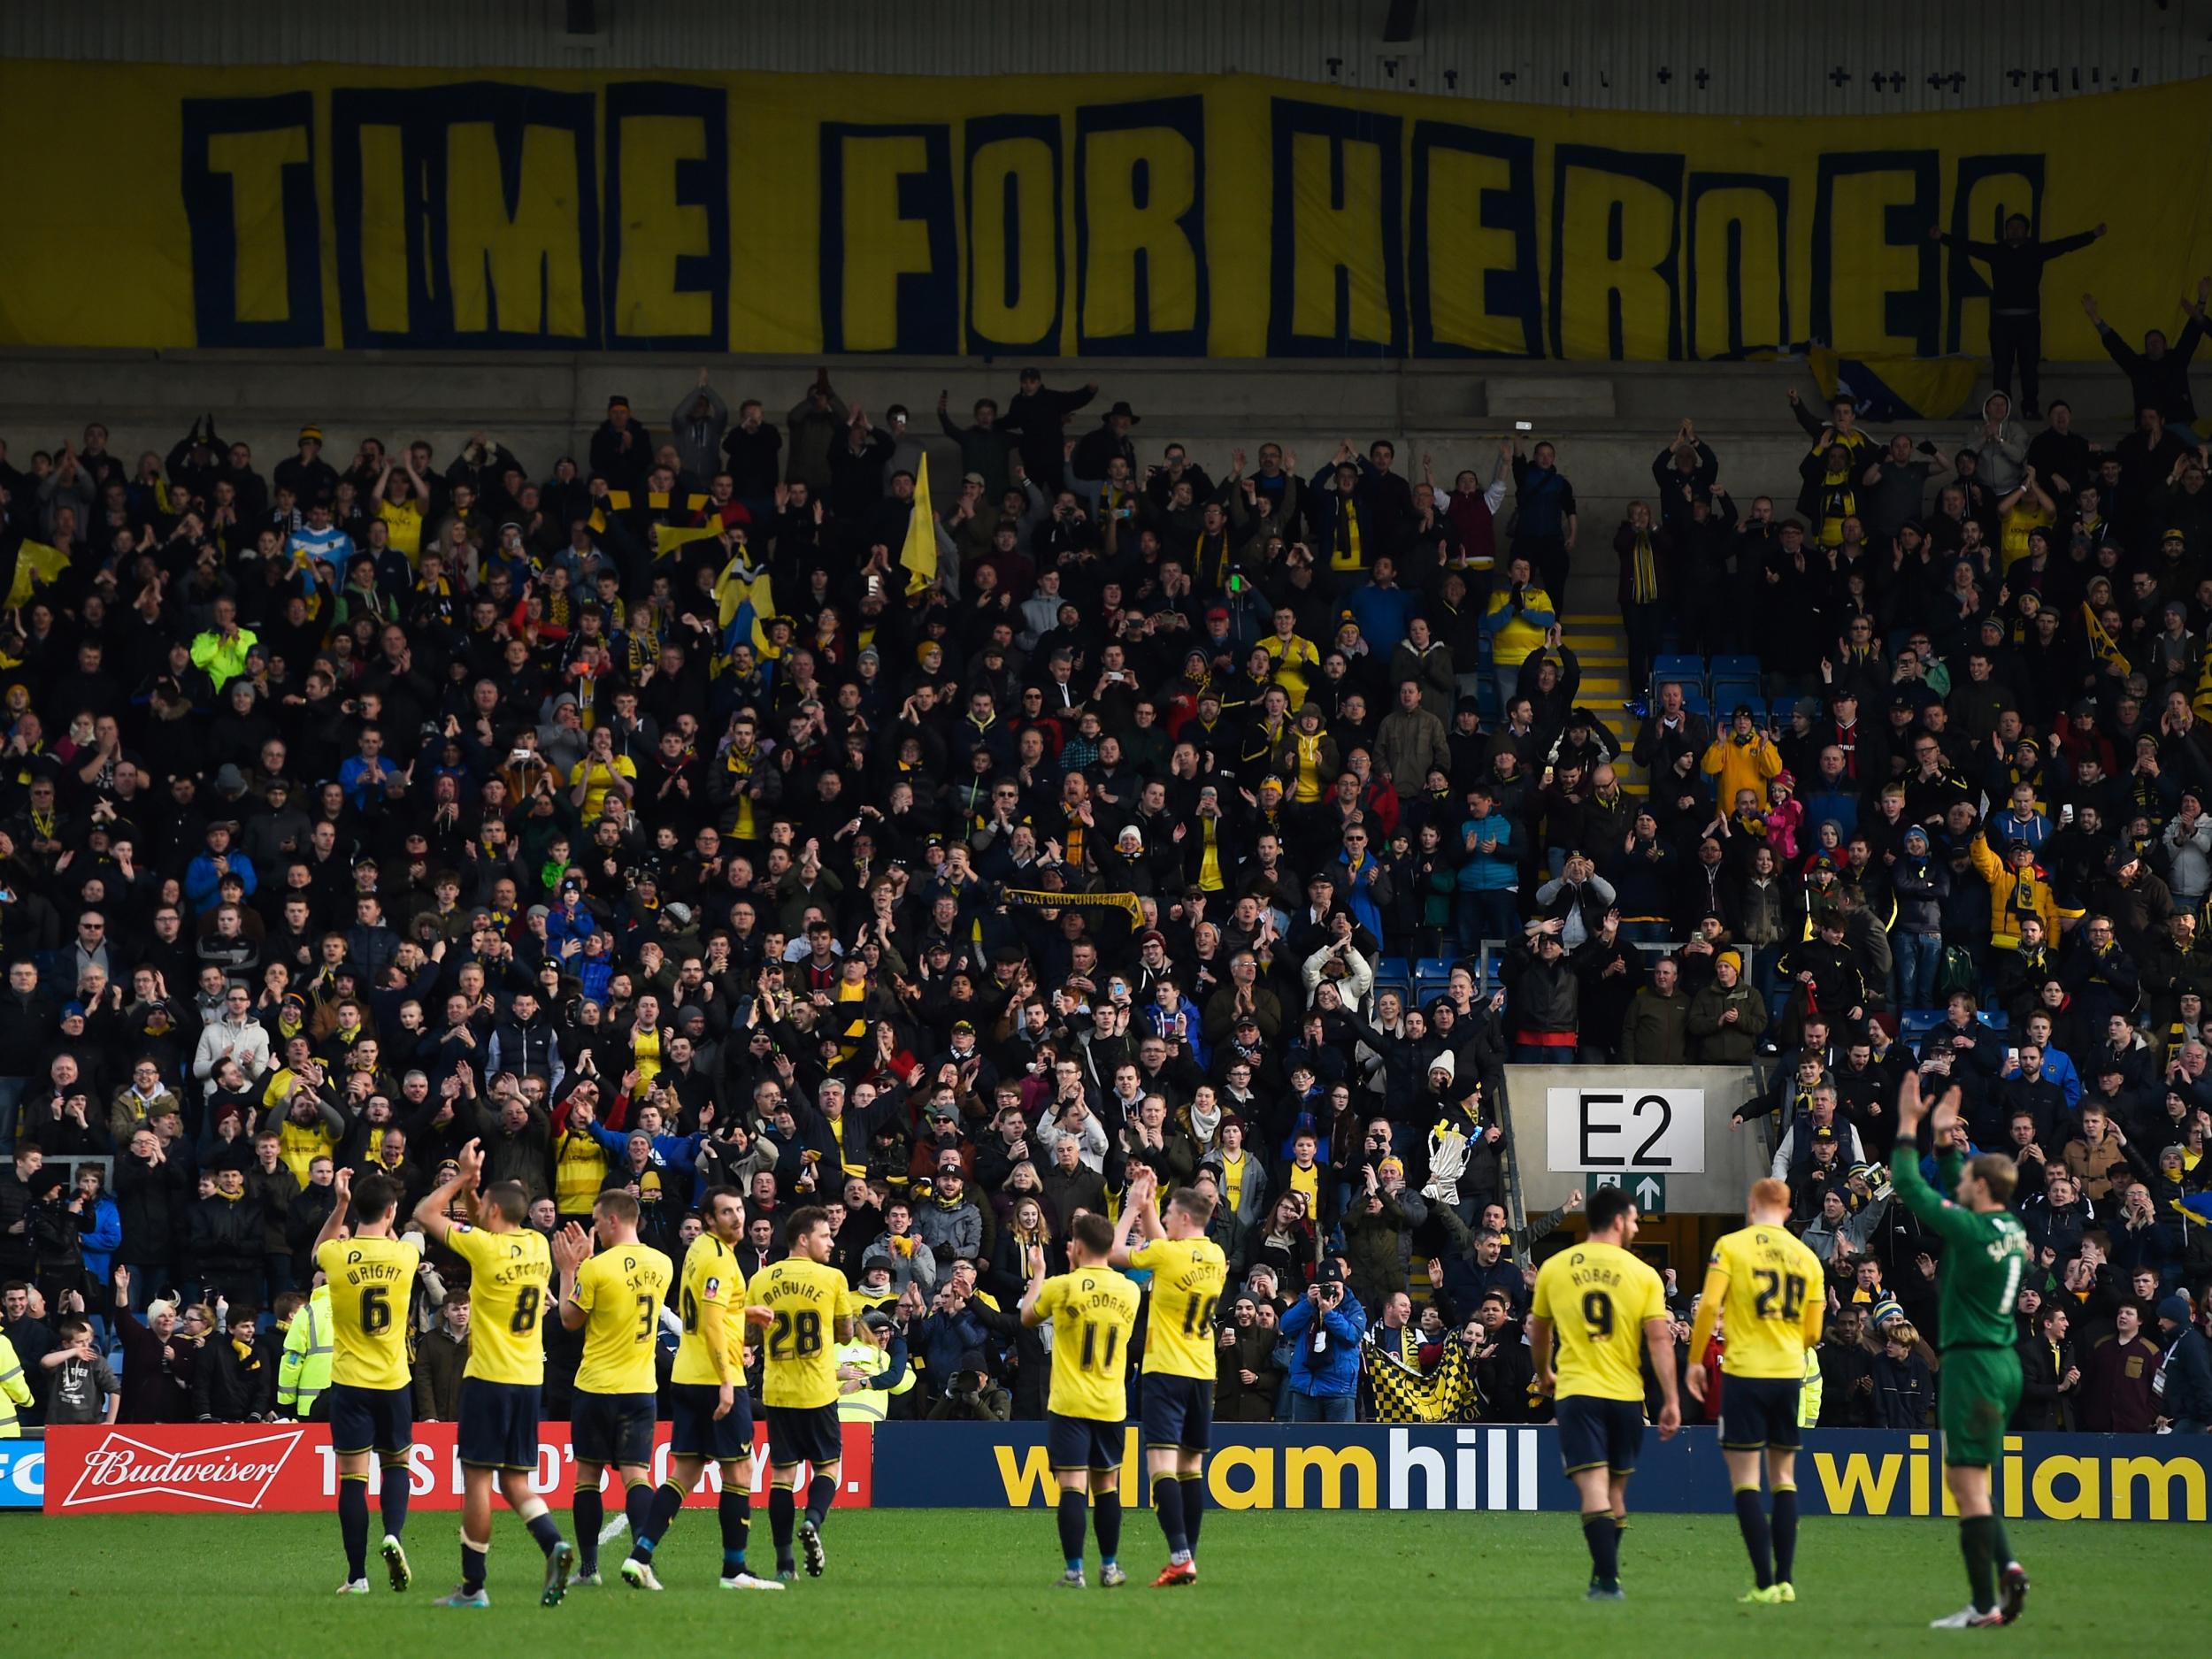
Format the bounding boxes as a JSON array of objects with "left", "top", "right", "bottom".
[
  {"left": 277, "top": 1285, "right": 334, "bottom": 1416},
  {"left": 833, "top": 1338, "right": 913, "bottom": 1424}
]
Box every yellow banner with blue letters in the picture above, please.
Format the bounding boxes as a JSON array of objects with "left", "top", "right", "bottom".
[{"left": 3, "top": 63, "right": 2208, "bottom": 361}]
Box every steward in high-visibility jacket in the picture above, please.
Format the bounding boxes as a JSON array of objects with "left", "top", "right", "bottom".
[
  {"left": 277, "top": 1282, "right": 334, "bottom": 1418},
  {"left": 833, "top": 1323, "right": 914, "bottom": 1424},
  {"left": 1797, "top": 1343, "right": 1824, "bottom": 1428},
  {"left": 0, "top": 1331, "right": 30, "bottom": 1435}
]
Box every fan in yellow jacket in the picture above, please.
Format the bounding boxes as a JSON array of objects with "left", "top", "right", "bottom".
[
  {"left": 1479, "top": 557, "right": 1555, "bottom": 669},
  {"left": 1966, "top": 833, "right": 2057, "bottom": 951},
  {"left": 1702, "top": 707, "right": 1784, "bottom": 807}
]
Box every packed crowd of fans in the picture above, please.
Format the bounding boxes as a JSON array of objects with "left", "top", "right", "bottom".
[{"left": 0, "top": 309, "right": 2208, "bottom": 1434}]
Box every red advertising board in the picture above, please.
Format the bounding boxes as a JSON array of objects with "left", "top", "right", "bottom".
[{"left": 43, "top": 1422, "right": 873, "bottom": 1514}]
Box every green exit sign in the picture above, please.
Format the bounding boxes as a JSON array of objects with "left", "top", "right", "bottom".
[{"left": 1585, "top": 1171, "right": 1666, "bottom": 1216}]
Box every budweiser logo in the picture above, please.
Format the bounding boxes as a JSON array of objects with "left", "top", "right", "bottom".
[{"left": 62, "top": 1429, "right": 304, "bottom": 1509}]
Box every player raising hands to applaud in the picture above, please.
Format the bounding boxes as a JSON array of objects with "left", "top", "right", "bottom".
[
  {"left": 745, "top": 1206, "right": 860, "bottom": 1580},
  {"left": 1529, "top": 1185, "right": 1678, "bottom": 1601},
  {"left": 551, "top": 1192, "right": 672, "bottom": 1587},
  {"left": 312, "top": 1168, "right": 421, "bottom": 1596},
  {"left": 412, "top": 1140, "right": 572, "bottom": 1609},
  {"left": 1110, "top": 1164, "right": 1228, "bottom": 1588},
  {"left": 1686, "top": 1179, "right": 1824, "bottom": 1606},
  {"left": 1022, "top": 1211, "right": 1141, "bottom": 1588},
  {"left": 621, "top": 1187, "right": 783, "bottom": 1592},
  {"left": 1892, "top": 1071, "right": 2033, "bottom": 1629}
]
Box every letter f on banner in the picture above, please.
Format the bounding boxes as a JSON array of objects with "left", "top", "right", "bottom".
[{"left": 820, "top": 123, "right": 956, "bottom": 353}]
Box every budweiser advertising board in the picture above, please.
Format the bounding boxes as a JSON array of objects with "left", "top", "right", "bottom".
[{"left": 44, "top": 1423, "right": 873, "bottom": 1514}]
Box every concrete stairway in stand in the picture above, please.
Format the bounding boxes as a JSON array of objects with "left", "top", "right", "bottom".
[{"left": 1555, "top": 607, "right": 1645, "bottom": 787}]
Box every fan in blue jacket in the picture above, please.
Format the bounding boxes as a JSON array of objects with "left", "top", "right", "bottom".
[
  {"left": 2155, "top": 1294, "right": 2212, "bottom": 1430},
  {"left": 1278, "top": 1263, "right": 1368, "bottom": 1420}
]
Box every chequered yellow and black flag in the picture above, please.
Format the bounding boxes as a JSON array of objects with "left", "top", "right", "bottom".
[{"left": 1363, "top": 1336, "right": 1475, "bottom": 1423}]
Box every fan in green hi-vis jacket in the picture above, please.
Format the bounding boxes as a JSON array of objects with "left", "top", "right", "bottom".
[{"left": 1890, "top": 1071, "right": 2033, "bottom": 1631}]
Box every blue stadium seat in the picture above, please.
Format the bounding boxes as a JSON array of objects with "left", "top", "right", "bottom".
[
  {"left": 1413, "top": 956, "right": 1457, "bottom": 996},
  {"left": 1678, "top": 691, "right": 1713, "bottom": 721},
  {"left": 1651, "top": 654, "right": 1705, "bottom": 698},
  {"left": 1372, "top": 955, "right": 1413, "bottom": 1002},
  {"left": 1711, "top": 679, "right": 1762, "bottom": 715},
  {"left": 1710, "top": 655, "right": 1763, "bottom": 685},
  {"left": 1900, "top": 1009, "right": 2008, "bottom": 1044}
]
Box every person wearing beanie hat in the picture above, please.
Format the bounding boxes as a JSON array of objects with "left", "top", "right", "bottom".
[
  {"left": 1687, "top": 944, "right": 1769, "bottom": 1066},
  {"left": 2154, "top": 1294, "right": 2212, "bottom": 1431},
  {"left": 1966, "top": 824, "right": 2056, "bottom": 955},
  {"left": 1701, "top": 703, "right": 1782, "bottom": 816},
  {"left": 933, "top": 1350, "right": 1010, "bottom": 1422},
  {"left": 590, "top": 389, "right": 651, "bottom": 491},
  {"left": 1764, "top": 770, "right": 1805, "bottom": 863}
]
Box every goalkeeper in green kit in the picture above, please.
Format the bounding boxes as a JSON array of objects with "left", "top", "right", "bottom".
[{"left": 1891, "top": 1071, "right": 2032, "bottom": 1629}]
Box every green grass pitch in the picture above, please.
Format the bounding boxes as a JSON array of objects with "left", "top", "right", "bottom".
[{"left": 3, "top": 1509, "right": 2200, "bottom": 1656}]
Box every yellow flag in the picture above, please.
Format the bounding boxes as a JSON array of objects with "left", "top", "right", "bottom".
[
  {"left": 5, "top": 541, "right": 69, "bottom": 610},
  {"left": 902, "top": 454, "right": 937, "bottom": 595},
  {"left": 652, "top": 521, "right": 721, "bottom": 558}
]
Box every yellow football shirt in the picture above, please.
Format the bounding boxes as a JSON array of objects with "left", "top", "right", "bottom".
[
  {"left": 1703, "top": 1225, "right": 1826, "bottom": 1379},
  {"left": 1258, "top": 634, "right": 1318, "bottom": 704},
  {"left": 572, "top": 1241, "right": 673, "bottom": 1395},
  {"left": 1532, "top": 1240, "right": 1666, "bottom": 1402},
  {"left": 1034, "top": 1267, "right": 1141, "bottom": 1424},
  {"left": 672, "top": 1235, "right": 744, "bottom": 1387},
  {"left": 447, "top": 1222, "right": 553, "bottom": 1386},
  {"left": 316, "top": 1233, "right": 419, "bottom": 1392},
  {"left": 569, "top": 753, "right": 636, "bottom": 821},
  {"left": 746, "top": 1256, "right": 859, "bottom": 1409},
  {"left": 1127, "top": 1235, "right": 1228, "bottom": 1381},
  {"left": 375, "top": 495, "right": 424, "bottom": 559}
]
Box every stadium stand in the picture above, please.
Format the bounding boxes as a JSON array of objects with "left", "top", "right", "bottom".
[
  {"left": 0, "top": 5, "right": 2207, "bottom": 1448},
  {"left": 2, "top": 337, "right": 2205, "bottom": 1439}
]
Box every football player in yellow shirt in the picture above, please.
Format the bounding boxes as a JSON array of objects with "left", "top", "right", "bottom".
[
  {"left": 1021, "top": 1211, "right": 1141, "bottom": 1588},
  {"left": 1687, "top": 1178, "right": 1826, "bottom": 1606},
  {"left": 620, "top": 1186, "right": 783, "bottom": 1593},
  {"left": 744, "top": 1205, "right": 859, "bottom": 1580},
  {"left": 312, "top": 1168, "right": 421, "bottom": 1595},
  {"left": 413, "top": 1139, "right": 572, "bottom": 1609},
  {"left": 551, "top": 1190, "right": 672, "bottom": 1587},
  {"left": 1110, "top": 1164, "right": 1228, "bottom": 1588},
  {"left": 1529, "top": 1185, "right": 1679, "bottom": 1601}
]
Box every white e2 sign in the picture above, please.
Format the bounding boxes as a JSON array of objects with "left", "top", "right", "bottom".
[{"left": 1545, "top": 1087, "right": 1707, "bottom": 1173}]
